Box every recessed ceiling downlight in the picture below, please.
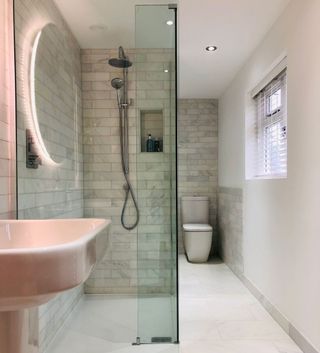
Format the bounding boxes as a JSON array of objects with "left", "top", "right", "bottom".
[
  {"left": 206, "top": 46, "right": 218, "bottom": 52},
  {"left": 166, "top": 20, "right": 174, "bottom": 26}
]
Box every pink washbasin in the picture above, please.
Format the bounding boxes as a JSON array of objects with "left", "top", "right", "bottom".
[{"left": 0, "top": 218, "right": 110, "bottom": 311}]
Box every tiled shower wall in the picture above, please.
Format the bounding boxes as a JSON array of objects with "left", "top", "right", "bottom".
[
  {"left": 177, "top": 99, "right": 219, "bottom": 254},
  {"left": 82, "top": 48, "right": 175, "bottom": 295},
  {"left": 82, "top": 48, "right": 138, "bottom": 295},
  {"left": 0, "top": 0, "right": 15, "bottom": 219},
  {"left": 14, "top": 0, "right": 83, "bottom": 351},
  {"left": 218, "top": 187, "right": 243, "bottom": 277},
  {"left": 136, "top": 49, "right": 176, "bottom": 295}
]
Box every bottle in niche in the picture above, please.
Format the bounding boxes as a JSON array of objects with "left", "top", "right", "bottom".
[
  {"left": 159, "top": 138, "right": 163, "bottom": 152},
  {"left": 146, "top": 134, "right": 154, "bottom": 152},
  {"left": 154, "top": 138, "right": 160, "bottom": 152}
]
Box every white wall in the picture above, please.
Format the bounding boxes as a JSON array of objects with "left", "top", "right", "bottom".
[{"left": 219, "top": 0, "right": 320, "bottom": 350}]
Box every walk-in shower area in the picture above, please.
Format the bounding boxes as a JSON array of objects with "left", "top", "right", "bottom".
[{"left": 14, "top": 1, "right": 177, "bottom": 351}]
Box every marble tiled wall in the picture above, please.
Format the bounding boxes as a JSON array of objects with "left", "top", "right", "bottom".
[
  {"left": 136, "top": 49, "right": 176, "bottom": 294},
  {"left": 177, "top": 99, "right": 219, "bottom": 254},
  {"left": 218, "top": 187, "right": 243, "bottom": 277},
  {"left": 15, "top": 0, "right": 83, "bottom": 218},
  {"left": 0, "top": 0, "right": 16, "bottom": 219},
  {"left": 82, "top": 48, "right": 175, "bottom": 294},
  {"left": 82, "top": 48, "right": 137, "bottom": 294},
  {"left": 14, "top": 0, "right": 83, "bottom": 351},
  {"left": 38, "top": 287, "right": 83, "bottom": 350}
]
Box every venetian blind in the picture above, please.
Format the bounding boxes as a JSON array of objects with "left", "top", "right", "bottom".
[{"left": 254, "top": 69, "right": 287, "bottom": 177}]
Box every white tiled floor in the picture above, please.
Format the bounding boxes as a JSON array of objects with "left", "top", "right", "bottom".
[
  {"left": 178, "top": 257, "right": 302, "bottom": 353},
  {"left": 46, "top": 256, "right": 302, "bottom": 353}
]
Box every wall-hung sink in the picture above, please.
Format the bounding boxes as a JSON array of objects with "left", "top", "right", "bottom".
[{"left": 0, "top": 218, "right": 110, "bottom": 353}]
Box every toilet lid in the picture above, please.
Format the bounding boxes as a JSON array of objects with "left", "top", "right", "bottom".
[{"left": 183, "top": 223, "right": 212, "bottom": 232}]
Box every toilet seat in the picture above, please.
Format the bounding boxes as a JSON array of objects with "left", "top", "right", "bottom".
[{"left": 183, "top": 223, "right": 212, "bottom": 232}]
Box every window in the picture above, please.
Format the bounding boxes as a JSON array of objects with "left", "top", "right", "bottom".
[{"left": 253, "top": 69, "right": 287, "bottom": 178}]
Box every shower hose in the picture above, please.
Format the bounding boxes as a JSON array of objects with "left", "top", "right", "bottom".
[{"left": 117, "top": 91, "right": 140, "bottom": 231}]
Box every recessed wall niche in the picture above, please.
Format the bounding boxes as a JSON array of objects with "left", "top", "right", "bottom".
[{"left": 140, "top": 109, "right": 164, "bottom": 152}]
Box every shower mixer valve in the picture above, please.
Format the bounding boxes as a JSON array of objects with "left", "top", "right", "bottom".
[{"left": 121, "top": 98, "right": 133, "bottom": 107}]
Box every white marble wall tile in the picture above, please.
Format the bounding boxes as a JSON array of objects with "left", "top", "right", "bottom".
[
  {"left": 178, "top": 99, "right": 219, "bottom": 254},
  {"left": 218, "top": 187, "right": 243, "bottom": 277},
  {"left": 82, "top": 48, "right": 175, "bottom": 295},
  {"left": 14, "top": 0, "right": 83, "bottom": 351}
]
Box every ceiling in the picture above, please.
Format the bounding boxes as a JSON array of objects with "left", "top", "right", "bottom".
[
  {"left": 53, "top": 0, "right": 175, "bottom": 49},
  {"left": 54, "top": 0, "right": 291, "bottom": 98},
  {"left": 179, "top": 0, "right": 291, "bottom": 98}
]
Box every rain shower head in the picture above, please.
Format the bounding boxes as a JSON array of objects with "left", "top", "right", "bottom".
[
  {"left": 108, "top": 57, "right": 132, "bottom": 68},
  {"left": 111, "top": 77, "right": 124, "bottom": 90},
  {"left": 108, "top": 46, "right": 132, "bottom": 68}
]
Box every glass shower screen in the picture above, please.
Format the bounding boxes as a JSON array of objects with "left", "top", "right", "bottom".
[{"left": 135, "top": 4, "right": 178, "bottom": 345}]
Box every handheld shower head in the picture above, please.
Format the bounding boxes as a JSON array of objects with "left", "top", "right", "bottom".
[{"left": 111, "top": 77, "right": 124, "bottom": 90}]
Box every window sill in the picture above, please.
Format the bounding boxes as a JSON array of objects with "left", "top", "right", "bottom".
[{"left": 246, "top": 174, "right": 287, "bottom": 181}]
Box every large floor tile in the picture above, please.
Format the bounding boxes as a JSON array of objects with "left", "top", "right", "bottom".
[
  {"left": 179, "top": 340, "right": 280, "bottom": 353},
  {"left": 67, "top": 296, "right": 137, "bottom": 343},
  {"left": 46, "top": 255, "right": 302, "bottom": 353},
  {"left": 48, "top": 330, "right": 123, "bottom": 353},
  {"left": 217, "top": 320, "right": 288, "bottom": 340},
  {"left": 273, "top": 339, "right": 303, "bottom": 353}
]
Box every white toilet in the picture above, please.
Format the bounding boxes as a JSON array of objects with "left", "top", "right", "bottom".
[{"left": 181, "top": 196, "right": 213, "bottom": 263}]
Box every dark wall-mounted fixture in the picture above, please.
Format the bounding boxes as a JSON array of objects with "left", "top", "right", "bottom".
[{"left": 26, "top": 129, "right": 42, "bottom": 169}]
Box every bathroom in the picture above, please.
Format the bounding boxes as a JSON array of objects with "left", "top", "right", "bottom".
[{"left": 1, "top": 0, "right": 320, "bottom": 353}]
